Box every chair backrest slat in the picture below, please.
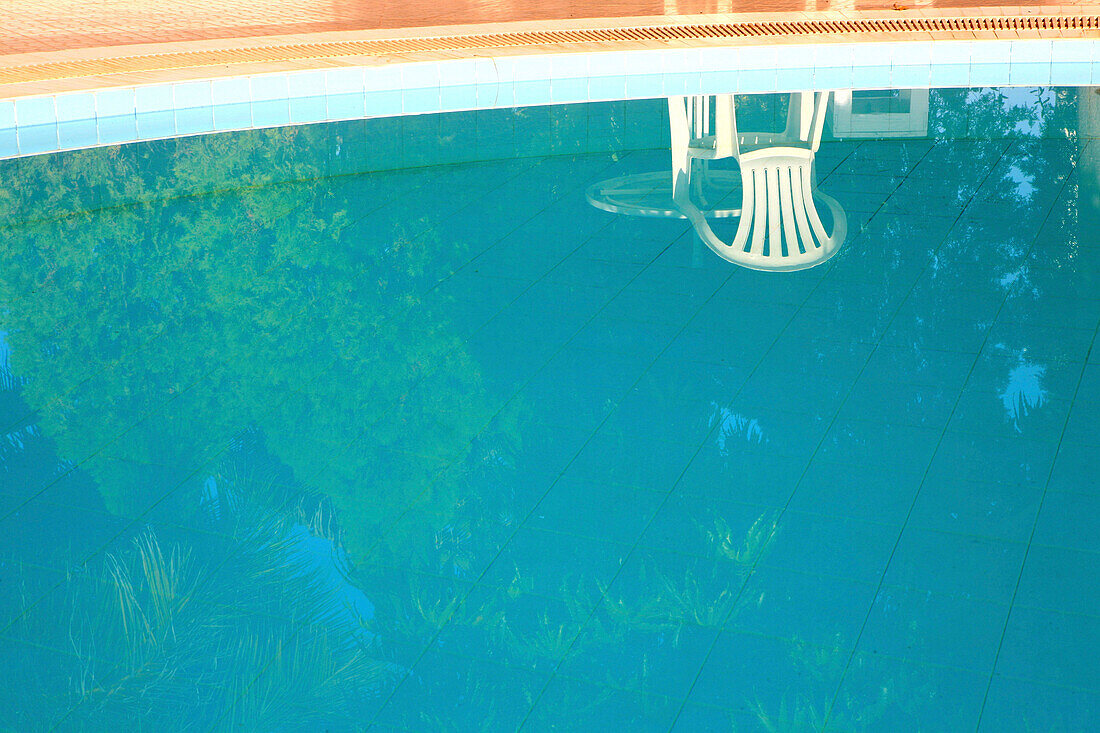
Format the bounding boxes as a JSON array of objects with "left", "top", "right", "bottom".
[
  {"left": 790, "top": 163, "right": 817, "bottom": 252},
  {"left": 778, "top": 166, "right": 801, "bottom": 257}
]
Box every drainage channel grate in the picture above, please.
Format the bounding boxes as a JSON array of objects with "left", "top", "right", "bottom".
[{"left": 2, "top": 14, "right": 1098, "bottom": 86}]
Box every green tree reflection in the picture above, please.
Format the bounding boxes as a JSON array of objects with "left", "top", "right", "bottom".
[{"left": 0, "top": 122, "right": 492, "bottom": 560}]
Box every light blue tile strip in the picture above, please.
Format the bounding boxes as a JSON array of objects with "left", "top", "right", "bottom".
[
  {"left": 2, "top": 37, "right": 1099, "bottom": 161},
  {"left": 250, "top": 74, "right": 291, "bottom": 128},
  {"left": 1049, "top": 38, "right": 1095, "bottom": 86},
  {"left": 15, "top": 96, "right": 55, "bottom": 126},
  {"left": 0, "top": 100, "right": 17, "bottom": 158},
  {"left": 55, "top": 93, "right": 95, "bottom": 123}
]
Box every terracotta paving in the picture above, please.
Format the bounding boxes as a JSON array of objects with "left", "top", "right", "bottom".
[
  {"left": 0, "top": 1, "right": 1097, "bottom": 99},
  {"left": 3, "top": 0, "right": 1094, "bottom": 56}
]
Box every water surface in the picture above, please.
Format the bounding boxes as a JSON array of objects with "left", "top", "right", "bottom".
[{"left": 0, "top": 87, "right": 1098, "bottom": 731}]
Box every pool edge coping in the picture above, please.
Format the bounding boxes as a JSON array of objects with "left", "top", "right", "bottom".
[{"left": 2, "top": 7, "right": 1099, "bottom": 160}]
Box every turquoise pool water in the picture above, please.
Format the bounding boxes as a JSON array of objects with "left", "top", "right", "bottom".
[{"left": 0, "top": 86, "right": 1097, "bottom": 731}]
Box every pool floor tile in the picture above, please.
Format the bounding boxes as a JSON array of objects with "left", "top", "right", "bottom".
[
  {"left": 907, "top": 477, "right": 1043, "bottom": 543},
  {"left": 522, "top": 349, "right": 645, "bottom": 411},
  {"left": 662, "top": 326, "right": 773, "bottom": 368},
  {"left": 0, "top": 637, "right": 93, "bottom": 729},
  {"left": 1062, "top": 402, "right": 1100, "bottom": 448},
  {"left": 999, "top": 292, "right": 1100, "bottom": 332},
  {"left": 604, "top": 548, "right": 749, "bottom": 629},
  {"left": 557, "top": 617, "right": 719, "bottom": 699},
  {"left": 979, "top": 676, "right": 1100, "bottom": 732},
  {"left": 859, "top": 345, "right": 976, "bottom": 390},
  {"left": 926, "top": 432, "right": 1059, "bottom": 489},
  {"left": 628, "top": 263, "right": 731, "bottom": 298},
  {"left": 675, "top": 443, "right": 806, "bottom": 507},
  {"left": 375, "top": 648, "right": 544, "bottom": 730},
  {"left": 733, "top": 369, "right": 851, "bottom": 418},
  {"left": 836, "top": 380, "right": 958, "bottom": 430},
  {"left": 433, "top": 586, "right": 588, "bottom": 672},
  {"left": 686, "top": 630, "right": 848, "bottom": 719},
  {"left": 994, "top": 606, "right": 1100, "bottom": 692},
  {"left": 524, "top": 676, "right": 681, "bottom": 732},
  {"left": 516, "top": 380, "right": 619, "bottom": 434},
  {"left": 983, "top": 322, "right": 1096, "bottom": 364},
  {"left": 1048, "top": 442, "right": 1100, "bottom": 495},
  {"left": 599, "top": 288, "right": 700, "bottom": 325},
  {"left": 669, "top": 703, "right": 760, "bottom": 732},
  {"left": 577, "top": 234, "right": 674, "bottom": 267},
  {"left": 0, "top": 566, "right": 64, "bottom": 633},
  {"left": 816, "top": 419, "right": 942, "bottom": 475},
  {"left": 788, "top": 458, "right": 922, "bottom": 526},
  {"left": 1014, "top": 544, "right": 1100, "bottom": 618},
  {"left": 601, "top": 394, "right": 720, "bottom": 447},
  {"left": 686, "top": 298, "right": 799, "bottom": 338},
  {"left": 483, "top": 527, "right": 628, "bottom": 602},
  {"left": 881, "top": 527, "right": 1026, "bottom": 604},
  {"left": 569, "top": 314, "right": 681, "bottom": 361},
  {"left": 1073, "top": 362, "right": 1100, "bottom": 405},
  {"left": 1031, "top": 491, "right": 1100, "bottom": 554},
  {"left": 828, "top": 653, "right": 988, "bottom": 732},
  {"left": 882, "top": 310, "right": 991, "bottom": 354},
  {"left": 759, "top": 512, "right": 898, "bottom": 583},
  {"left": 545, "top": 255, "right": 643, "bottom": 291},
  {"left": 756, "top": 334, "right": 876, "bottom": 386},
  {"left": 563, "top": 430, "right": 699, "bottom": 493},
  {"left": 638, "top": 494, "right": 780, "bottom": 562},
  {"left": 856, "top": 587, "right": 1009, "bottom": 673},
  {"left": 905, "top": 279, "right": 1006, "bottom": 323},
  {"left": 638, "top": 356, "right": 750, "bottom": 402},
  {"left": 717, "top": 266, "right": 824, "bottom": 307},
  {"left": 806, "top": 271, "right": 912, "bottom": 317},
  {"left": 496, "top": 423, "right": 594, "bottom": 485},
  {"left": 526, "top": 479, "right": 665, "bottom": 545},
  {"left": 728, "top": 567, "right": 878, "bottom": 649},
  {"left": 781, "top": 305, "right": 889, "bottom": 347},
  {"left": 947, "top": 388, "right": 1071, "bottom": 444}
]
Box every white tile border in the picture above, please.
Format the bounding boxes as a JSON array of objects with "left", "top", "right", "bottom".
[{"left": 1, "top": 37, "right": 1097, "bottom": 160}]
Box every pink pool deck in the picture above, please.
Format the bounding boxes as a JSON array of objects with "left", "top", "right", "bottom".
[
  {"left": 4, "top": 1, "right": 1082, "bottom": 56},
  {"left": 1, "top": 1, "right": 1098, "bottom": 100}
]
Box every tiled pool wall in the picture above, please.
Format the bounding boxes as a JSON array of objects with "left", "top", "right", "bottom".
[
  {"left": 1, "top": 37, "right": 1098, "bottom": 161},
  {"left": 0, "top": 100, "right": 670, "bottom": 221},
  {"left": 0, "top": 87, "right": 1089, "bottom": 225},
  {"left": 0, "top": 87, "right": 1091, "bottom": 224}
]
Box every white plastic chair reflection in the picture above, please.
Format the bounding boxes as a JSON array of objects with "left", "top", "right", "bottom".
[{"left": 669, "top": 92, "right": 847, "bottom": 271}]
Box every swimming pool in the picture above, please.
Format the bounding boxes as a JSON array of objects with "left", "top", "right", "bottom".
[{"left": 0, "top": 85, "right": 1098, "bottom": 730}]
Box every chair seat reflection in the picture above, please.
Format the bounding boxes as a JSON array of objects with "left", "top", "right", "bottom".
[{"left": 669, "top": 92, "right": 847, "bottom": 272}]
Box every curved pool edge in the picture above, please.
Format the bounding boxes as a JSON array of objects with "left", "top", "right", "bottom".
[{"left": 1, "top": 9, "right": 1099, "bottom": 161}]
